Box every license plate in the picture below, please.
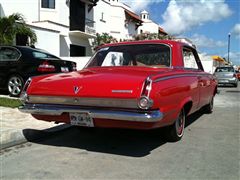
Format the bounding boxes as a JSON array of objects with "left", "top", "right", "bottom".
[
  {"left": 70, "top": 113, "right": 94, "bottom": 127},
  {"left": 61, "top": 67, "right": 69, "bottom": 72},
  {"left": 219, "top": 80, "right": 228, "bottom": 83}
]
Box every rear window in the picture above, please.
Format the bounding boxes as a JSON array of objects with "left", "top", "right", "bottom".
[
  {"left": 86, "top": 44, "right": 171, "bottom": 68},
  {"left": 32, "top": 51, "right": 58, "bottom": 59},
  {"left": 215, "top": 67, "right": 234, "bottom": 72}
]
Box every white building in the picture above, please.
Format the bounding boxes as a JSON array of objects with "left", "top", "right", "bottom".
[
  {"left": 138, "top": 10, "right": 167, "bottom": 36},
  {"left": 0, "top": 0, "right": 98, "bottom": 57},
  {"left": 94, "top": 0, "right": 143, "bottom": 41}
]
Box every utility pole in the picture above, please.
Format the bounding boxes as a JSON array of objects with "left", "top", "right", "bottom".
[{"left": 227, "top": 33, "right": 231, "bottom": 64}]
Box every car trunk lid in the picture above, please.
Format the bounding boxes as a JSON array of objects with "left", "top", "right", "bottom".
[{"left": 28, "top": 67, "right": 164, "bottom": 98}]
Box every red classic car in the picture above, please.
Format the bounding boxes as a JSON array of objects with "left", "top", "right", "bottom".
[{"left": 19, "top": 40, "right": 218, "bottom": 141}]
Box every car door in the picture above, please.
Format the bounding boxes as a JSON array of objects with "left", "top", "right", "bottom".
[
  {"left": 0, "top": 46, "right": 21, "bottom": 88},
  {"left": 182, "top": 47, "right": 212, "bottom": 108}
]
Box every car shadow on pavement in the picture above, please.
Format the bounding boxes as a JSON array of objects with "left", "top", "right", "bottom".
[
  {"left": 23, "top": 127, "right": 167, "bottom": 157},
  {"left": 23, "top": 110, "right": 204, "bottom": 157}
]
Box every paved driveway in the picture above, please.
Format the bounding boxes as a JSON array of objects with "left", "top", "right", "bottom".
[{"left": 1, "top": 83, "right": 239, "bottom": 179}]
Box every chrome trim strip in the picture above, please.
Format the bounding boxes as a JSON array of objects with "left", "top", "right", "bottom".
[
  {"left": 28, "top": 95, "right": 139, "bottom": 109},
  {"left": 112, "top": 90, "right": 133, "bottom": 93},
  {"left": 19, "top": 104, "right": 163, "bottom": 122},
  {"left": 153, "top": 73, "right": 210, "bottom": 83}
]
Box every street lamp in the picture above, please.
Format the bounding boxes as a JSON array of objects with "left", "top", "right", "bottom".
[{"left": 227, "top": 33, "right": 231, "bottom": 64}]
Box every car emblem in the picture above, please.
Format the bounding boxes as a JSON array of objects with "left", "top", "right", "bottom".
[{"left": 74, "top": 86, "right": 81, "bottom": 94}]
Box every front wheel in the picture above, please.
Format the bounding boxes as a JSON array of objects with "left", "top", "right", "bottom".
[
  {"left": 8, "top": 75, "right": 24, "bottom": 97},
  {"left": 164, "top": 108, "right": 185, "bottom": 142}
]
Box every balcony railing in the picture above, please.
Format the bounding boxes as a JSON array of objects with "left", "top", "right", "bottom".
[{"left": 85, "top": 25, "right": 96, "bottom": 35}]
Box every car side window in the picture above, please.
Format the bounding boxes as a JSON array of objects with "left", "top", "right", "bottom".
[
  {"left": 183, "top": 48, "right": 200, "bottom": 70},
  {"left": 0, "top": 47, "right": 21, "bottom": 61}
]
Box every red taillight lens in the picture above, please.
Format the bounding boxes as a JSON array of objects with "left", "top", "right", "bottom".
[
  {"left": 141, "top": 77, "right": 152, "bottom": 97},
  {"left": 20, "top": 78, "right": 32, "bottom": 104},
  {"left": 37, "top": 61, "right": 56, "bottom": 72},
  {"left": 138, "top": 77, "right": 154, "bottom": 109}
]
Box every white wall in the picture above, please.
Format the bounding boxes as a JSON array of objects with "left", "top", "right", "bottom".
[
  {"left": 40, "top": 0, "right": 69, "bottom": 26},
  {"left": 94, "top": 0, "right": 139, "bottom": 41},
  {"left": 94, "top": 0, "right": 112, "bottom": 34},
  {"left": 60, "top": 56, "right": 91, "bottom": 70},
  {"left": 125, "top": 21, "right": 136, "bottom": 40},
  {"left": 199, "top": 53, "right": 214, "bottom": 74},
  {"left": 138, "top": 21, "right": 159, "bottom": 34},
  {"left": 32, "top": 27, "right": 60, "bottom": 56},
  {"left": 109, "top": 6, "right": 125, "bottom": 40},
  {"left": 60, "top": 35, "right": 69, "bottom": 57},
  {"left": 0, "top": 0, "right": 39, "bottom": 22}
]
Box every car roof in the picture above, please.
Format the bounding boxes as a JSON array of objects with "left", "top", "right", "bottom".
[
  {"left": 98, "top": 40, "right": 191, "bottom": 49},
  {"left": 0, "top": 45, "right": 59, "bottom": 59}
]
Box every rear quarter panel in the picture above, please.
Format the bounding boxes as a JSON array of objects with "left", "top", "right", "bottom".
[{"left": 150, "top": 73, "right": 200, "bottom": 127}]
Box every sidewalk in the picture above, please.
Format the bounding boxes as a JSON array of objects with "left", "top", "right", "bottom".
[{"left": 0, "top": 106, "right": 70, "bottom": 150}]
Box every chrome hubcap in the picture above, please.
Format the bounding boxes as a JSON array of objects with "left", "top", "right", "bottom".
[{"left": 8, "top": 77, "right": 22, "bottom": 96}]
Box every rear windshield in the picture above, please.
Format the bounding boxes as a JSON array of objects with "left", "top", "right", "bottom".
[
  {"left": 86, "top": 44, "right": 171, "bottom": 68},
  {"left": 215, "top": 67, "right": 234, "bottom": 72},
  {"left": 32, "top": 51, "right": 59, "bottom": 59}
]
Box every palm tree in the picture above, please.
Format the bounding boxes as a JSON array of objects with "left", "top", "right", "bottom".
[{"left": 0, "top": 13, "right": 37, "bottom": 45}]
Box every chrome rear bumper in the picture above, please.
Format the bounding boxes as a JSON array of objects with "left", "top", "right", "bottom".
[{"left": 19, "top": 104, "right": 163, "bottom": 122}]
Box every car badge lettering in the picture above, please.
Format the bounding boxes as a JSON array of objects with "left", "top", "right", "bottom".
[{"left": 112, "top": 90, "right": 133, "bottom": 93}]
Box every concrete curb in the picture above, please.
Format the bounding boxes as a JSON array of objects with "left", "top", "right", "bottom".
[{"left": 0, "top": 124, "right": 71, "bottom": 150}]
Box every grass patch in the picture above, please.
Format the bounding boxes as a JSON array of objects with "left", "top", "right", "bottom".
[{"left": 0, "top": 97, "right": 22, "bottom": 108}]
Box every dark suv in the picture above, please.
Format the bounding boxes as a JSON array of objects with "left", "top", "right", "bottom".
[{"left": 0, "top": 46, "right": 76, "bottom": 96}]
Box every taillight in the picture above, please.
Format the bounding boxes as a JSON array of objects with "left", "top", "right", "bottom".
[
  {"left": 138, "top": 77, "right": 153, "bottom": 109},
  {"left": 233, "top": 74, "right": 236, "bottom": 78},
  {"left": 72, "top": 62, "right": 77, "bottom": 71},
  {"left": 141, "top": 77, "right": 152, "bottom": 97},
  {"left": 37, "top": 61, "right": 56, "bottom": 72}
]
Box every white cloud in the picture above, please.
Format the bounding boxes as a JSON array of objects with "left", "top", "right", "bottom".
[
  {"left": 121, "top": 0, "right": 163, "bottom": 12},
  {"left": 191, "top": 34, "right": 226, "bottom": 48},
  {"left": 161, "top": 0, "right": 233, "bottom": 35},
  {"left": 223, "top": 52, "right": 240, "bottom": 65},
  {"left": 231, "top": 23, "right": 240, "bottom": 39}
]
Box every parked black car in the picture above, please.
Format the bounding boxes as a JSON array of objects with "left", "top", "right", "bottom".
[{"left": 0, "top": 46, "right": 77, "bottom": 96}]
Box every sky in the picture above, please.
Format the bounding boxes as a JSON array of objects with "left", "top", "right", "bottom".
[{"left": 121, "top": 0, "right": 240, "bottom": 65}]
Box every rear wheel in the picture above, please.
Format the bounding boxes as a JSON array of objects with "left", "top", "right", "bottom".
[
  {"left": 8, "top": 75, "right": 24, "bottom": 97},
  {"left": 164, "top": 108, "right": 185, "bottom": 142}
]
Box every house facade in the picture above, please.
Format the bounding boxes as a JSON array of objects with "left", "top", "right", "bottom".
[
  {"left": 94, "top": 0, "right": 143, "bottom": 41},
  {"left": 0, "top": 0, "right": 98, "bottom": 57},
  {"left": 138, "top": 10, "right": 167, "bottom": 36},
  {"left": 0, "top": 0, "right": 167, "bottom": 59}
]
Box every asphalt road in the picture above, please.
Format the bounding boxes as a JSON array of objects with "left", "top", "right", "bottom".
[{"left": 1, "top": 82, "right": 239, "bottom": 179}]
